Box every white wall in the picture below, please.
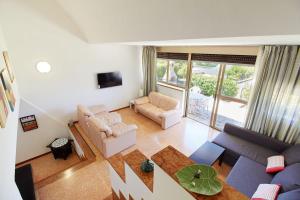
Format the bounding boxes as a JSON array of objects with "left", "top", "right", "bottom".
[
  {"left": 0, "top": 0, "right": 141, "bottom": 162},
  {"left": 56, "top": 0, "right": 300, "bottom": 43},
  {"left": 16, "top": 99, "right": 69, "bottom": 163},
  {"left": 0, "top": 24, "right": 22, "bottom": 200}
]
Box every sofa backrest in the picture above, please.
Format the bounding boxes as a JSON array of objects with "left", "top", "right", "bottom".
[
  {"left": 277, "top": 188, "right": 300, "bottom": 200},
  {"left": 271, "top": 163, "right": 300, "bottom": 193},
  {"left": 78, "top": 104, "right": 93, "bottom": 118},
  {"left": 223, "top": 123, "right": 292, "bottom": 153},
  {"left": 149, "top": 92, "right": 179, "bottom": 111},
  {"left": 282, "top": 144, "right": 300, "bottom": 165},
  {"left": 149, "top": 92, "right": 161, "bottom": 107},
  {"left": 77, "top": 104, "right": 94, "bottom": 133}
]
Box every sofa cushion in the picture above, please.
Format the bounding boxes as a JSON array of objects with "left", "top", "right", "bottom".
[
  {"left": 227, "top": 156, "right": 273, "bottom": 197},
  {"left": 158, "top": 95, "right": 178, "bottom": 111},
  {"left": 277, "top": 188, "right": 300, "bottom": 200},
  {"left": 282, "top": 144, "right": 300, "bottom": 165},
  {"left": 138, "top": 103, "right": 163, "bottom": 123},
  {"left": 95, "top": 112, "right": 122, "bottom": 126},
  {"left": 213, "top": 132, "right": 277, "bottom": 165},
  {"left": 271, "top": 163, "right": 300, "bottom": 193},
  {"left": 149, "top": 92, "right": 162, "bottom": 107},
  {"left": 111, "top": 123, "right": 137, "bottom": 137},
  {"left": 88, "top": 117, "right": 112, "bottom": 137}
]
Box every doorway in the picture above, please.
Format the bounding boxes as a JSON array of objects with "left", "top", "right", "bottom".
[{"left": 186, "top": 61, "right": 255, "bottom": 130}]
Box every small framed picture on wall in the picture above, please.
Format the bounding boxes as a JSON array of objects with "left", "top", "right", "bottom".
[{"left": 20, "top": 115, "right": 39, "bottom": 132}]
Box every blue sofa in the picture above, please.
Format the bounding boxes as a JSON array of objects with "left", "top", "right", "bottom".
[{"left": 212, "top": 123, "right": 300, "bottom": 199}]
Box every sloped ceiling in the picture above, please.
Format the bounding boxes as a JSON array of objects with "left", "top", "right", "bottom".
[{"left": 55, "top": 0, "right": 300, "bottom": 44}]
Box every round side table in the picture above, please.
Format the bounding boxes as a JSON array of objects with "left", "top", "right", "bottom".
[{"left": 47, "top": 138, "right": 72, "bottom": 160}]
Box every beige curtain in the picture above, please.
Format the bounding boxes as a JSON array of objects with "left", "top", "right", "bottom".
[
  {"left": 142, "top": 46, "right": 157, "bottom": 96},
  {"left": 245, "top": 46, "right": 300, "bottom": 144}
]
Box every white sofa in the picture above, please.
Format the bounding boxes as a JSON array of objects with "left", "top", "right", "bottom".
[
  {"left": 134, "top": 92, "right": 181, "bottom": 129},
  {"left": 77, "top": 104, "right": 137, "bottom": 158}
]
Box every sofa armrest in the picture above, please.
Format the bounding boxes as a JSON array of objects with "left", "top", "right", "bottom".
[
  {"left": 223, "top": 123, "right": 291, "bottom": 152},
  {"left": 159, "top": 109, "right": 180, "bottom": 118},
  {"left": 160, "top": 110, "right": 181, "bottom": 129},
  {"left": 112, "top": 124, "right": 138, "bottom": 137},
  {"left": 134, "top": 96, "right": 149, "bottom": 105}
]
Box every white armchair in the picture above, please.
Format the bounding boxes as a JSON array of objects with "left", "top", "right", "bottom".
[{"left": 134, "top": 92, "right": 181, "bottom": 129}]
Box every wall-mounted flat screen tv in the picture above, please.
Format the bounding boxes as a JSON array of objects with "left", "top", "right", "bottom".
[{"left": 97, "top": 71, "right": 122, "bottom": 89}]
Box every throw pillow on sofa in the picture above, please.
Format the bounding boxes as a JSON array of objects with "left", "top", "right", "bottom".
[
  {"left": 251, "top": 184, "right": 281, "bottom": 200},
  {"left": 266, "top": 155, "right": 285, "bottom": 173},
  {"left": 271, "top": 163, "right": 300, "bottom": 193},
  {"left": 282, "top": 144, "right": 300, "bottom": 165}
]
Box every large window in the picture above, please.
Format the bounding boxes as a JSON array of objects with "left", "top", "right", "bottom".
[
  {"left": 187, "top": 53, "right": 257, "bottom": 130},
  {"left": 156, "top": 51, "right": 257, "bottom": 130},
  {"left": 157, "top": 59, "right": 168, "bottom": 82},
  {"left": 188, "top": 62, "right": 256, "bottom": 129},
  {"left": 156, "top": 58, "right": 188, "bottom": 88}
]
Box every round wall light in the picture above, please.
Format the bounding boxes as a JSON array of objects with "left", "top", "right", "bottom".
[{"left": 36, "top": 61, "right": 51, "bottom": 73}]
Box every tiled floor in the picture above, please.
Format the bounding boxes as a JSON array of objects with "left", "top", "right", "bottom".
[{"left": 36, "top": 108, "right": 228, "bottom": 200}]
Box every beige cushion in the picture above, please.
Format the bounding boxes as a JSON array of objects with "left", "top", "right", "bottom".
[
  {"left": 138, "top": 103, "right": 164, "bottom": 123},
  {"left": 149, "top": 92, "right": 162, "bottom": 107},
  {"left": 111, "top": 123, "right": 137, "bottom": 137},
  {"left": 88, "top": 117, "right": 112, "bottom": 137},
  {"left": 95, "top": 112, "right": 122, "bottom": 126},
  {"left": 148, "top": 92, "right": 179, "bottom": 111},
  {"left": 134, "top": 92, "right": 181, "bottom": 129},
  {"left": 158, "top": 95, "right": 178, "bottom": 111}
]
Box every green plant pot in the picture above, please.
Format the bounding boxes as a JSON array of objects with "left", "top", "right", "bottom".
[{"left": 140, "top": 159, "right": 154, "bottom": 173}]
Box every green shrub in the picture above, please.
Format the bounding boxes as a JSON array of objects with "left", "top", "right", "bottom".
[
  {"left": 222, "top": 79, "right": 238, "bottom": 97},
  {"left": 174, "top": 60, "right": 187, "bottom": 79},
  {"left": 191, "top": 74, "right": 217, "bottom": 96},
  {"left": 225, "top": 66, "right": 254, "bottom": 81},
  {"left": 241, "top": 85, "right": 251, "bottom": 101},
  {"left": 191, "top": 74, "right": 238, "bottom": 97},
  {"left": 156, "top": 60, "right": 167, "bottom": 79}
]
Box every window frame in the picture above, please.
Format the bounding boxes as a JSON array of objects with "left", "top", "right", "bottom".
[
  {"left": 156, "top": 58, "right": 188, "bottom": 89},
  {"left": 220, "top": 63, "right": 255, "bottom": 103}
]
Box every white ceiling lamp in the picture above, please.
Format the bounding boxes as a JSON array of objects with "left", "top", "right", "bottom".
[{"left": 36, "top": 61, "right": 51, "bottom": 73}]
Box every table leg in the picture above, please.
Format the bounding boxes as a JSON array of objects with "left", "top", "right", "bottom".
[{"left": 218, "top": 153, "right": 224, "bottom": 166}]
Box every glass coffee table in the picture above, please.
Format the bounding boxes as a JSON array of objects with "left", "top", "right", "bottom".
[{"left": 189, "top": 141, "right": 225, "bottom": 166}]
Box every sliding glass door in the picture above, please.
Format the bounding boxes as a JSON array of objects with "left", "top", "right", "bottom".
[
  {"left": 187, "top": 61, "right": 221, "bottom": 126},
  {"left": 187, "top": 62, "right": 255, "bottom": 130},
  {"left": 214, "top": 64, "right": 255, "bottom": 129}
]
